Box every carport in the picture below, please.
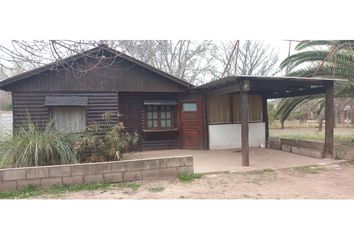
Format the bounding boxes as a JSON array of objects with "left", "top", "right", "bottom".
[{"left": 197, "top": 76, "right": 339, "bottom": 166}]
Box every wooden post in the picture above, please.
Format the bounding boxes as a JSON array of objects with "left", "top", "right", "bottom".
[
  {"left": 202, "top": 92, "right": 210, "bottom": 150},
  {"left": 262, "top": 96, "right": 269, "bottom": 143},
  {"left": 325, "top": 82, "right": 334, "bottom": 158},
  {"left": 240, "top": 80, "right": 250, "bottom": 166}
]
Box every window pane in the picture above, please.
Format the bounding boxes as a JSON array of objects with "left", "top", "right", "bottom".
[
  {"left": 147, "top": 106, "right": 152, "bottom": 111},
  {"left": 161, "top": 120, "right": 166, "bottom": 127},
  {"left": 147, "top": 112, "right": 152, "bottom": 119},
  {"left": 153, "top": 106, "right": 158, "bottom": 111},
  {"left": 166, "top": 106, "right": 171, "bottom": 111},
  {"left": 161, "top": 112, "right": 166, "bottom": 119},
  {"left": 153, "top": 120, "right": 158, "bottom": 127},
  {"left": 166, "top": 111, "right": 171, "bottom": 119},
  {"left": 166, "top": 120, "right": 171, "bottom": 127},
  {"left": 153, "top": 112, "right": 158, "bottom": 119},
  {"left": 147, "top": 120, "right": 153, "bottom": 128},
  {"left": 183, "top": 103, "right": 197, "bottom": 112}
]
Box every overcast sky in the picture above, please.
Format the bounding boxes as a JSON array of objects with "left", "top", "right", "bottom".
[{"left": 0, "top": 40, "right": 298, "bottom": 80}]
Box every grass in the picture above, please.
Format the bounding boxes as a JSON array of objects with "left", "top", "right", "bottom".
[
  {"left": 178, "top": 172, "right": 203, "bottom": 182},
  {"left": 334, "top": 147, "right": 346, "bottom": 160},
  {"left": 243, "top": 168, "right": 278, "bottom": 183},
  {"left": 270, "top": 128, "right": 354, "bottom": 145},
  {"left": 117, "top": 182, "right": 140, "bottom": 191},
  {"left": 258, "top": 168, "right": 275, "bottom": 173},
  {"left": 294, "top": 165, "right": 327, "bottom": 174},
  {"left": 149, "top": 186, "right": 165, "bottom": 192},
  {"left": 0, "top": 182, "right": 111, "bottom": 199}
]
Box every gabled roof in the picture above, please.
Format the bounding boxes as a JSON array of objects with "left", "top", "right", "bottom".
[{"left": 0, "top": 45, "right": 193, "bottom": 90}]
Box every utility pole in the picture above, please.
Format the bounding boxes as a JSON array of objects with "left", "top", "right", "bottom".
[
  {"left": 286, "top": 40, "right": 292, "bottom": 76},
  {"left": 220, "top": 40, "right": 240, "bottom": 78}
]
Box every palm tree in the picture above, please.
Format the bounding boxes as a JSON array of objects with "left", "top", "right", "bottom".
[{"left": 276, "top": 40, "right": 354, "bottom": 129}]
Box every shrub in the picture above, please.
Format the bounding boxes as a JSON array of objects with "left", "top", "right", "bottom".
[
  {"left": 178, "top": 172, "right": 203, "bottom": 182},
  {"left": 335, "top": 147, "right": 346, "bottom": 160},
  {"left": 76, "top": 112, "right": 139, "bottom": 161},
  {"left": 0, "top": 118, "right": 78, "bottom": 168}
]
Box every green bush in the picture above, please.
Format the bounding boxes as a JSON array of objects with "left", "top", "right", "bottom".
[
  {"left": 335, "top": 147, "right": 346, "bottom": 160},
  {"left": 178, "top": 172, "right": 203, "bottom": 182},
  {"left": 0, "top": 118, "right": 78, "bottom": 168},
  {"left": 76, "top": 112, "right": 139, "bottom": 161}
]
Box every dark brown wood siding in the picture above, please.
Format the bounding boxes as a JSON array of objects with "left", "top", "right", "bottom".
[
  {"left": 12, "top": 92, "right": 118, "bottom": 130},
  {"left": 6, "top": 58, "right": 189, "bottom": 93}
]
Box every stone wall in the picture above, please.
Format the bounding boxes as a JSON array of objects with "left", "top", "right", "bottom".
[
  {"left": 267, "top": 137, "right": 325, "bottom": 158},
  {"left": 0, "top": 155, "right": 194, "bottom": 192}
]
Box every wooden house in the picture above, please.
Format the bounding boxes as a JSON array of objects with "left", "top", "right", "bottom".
[{"left": 0, "top": 45, "right": 336, "bottom": 165}]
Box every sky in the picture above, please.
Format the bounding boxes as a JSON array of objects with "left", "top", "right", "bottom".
[{"left": 0, "top": 40, "right": 298, "bottom": 81}]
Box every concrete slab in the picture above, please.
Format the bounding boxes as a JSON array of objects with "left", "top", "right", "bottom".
[{"left": 124, "top": 148, "right": 337, "bottom": 174}]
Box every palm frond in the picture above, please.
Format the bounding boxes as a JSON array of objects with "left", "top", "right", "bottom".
[{"left": 280, "top": 50, "right": 329, "bottom": 71}]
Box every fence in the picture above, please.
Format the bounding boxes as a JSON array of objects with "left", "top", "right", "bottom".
[
  {"left": 0, "top": 155, "right": 194, "bottom": 192},
  {"left": 0, "top": 111, "right": 12, "bottom": 135}
]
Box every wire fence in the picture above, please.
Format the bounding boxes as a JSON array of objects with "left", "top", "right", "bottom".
[{"left": 0, "top": 111, "right": 12, "bottom": 135}]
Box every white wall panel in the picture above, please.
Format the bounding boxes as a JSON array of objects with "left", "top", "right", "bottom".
[{"left": 208, "top": 122, "right": 265, "bottom": 149}]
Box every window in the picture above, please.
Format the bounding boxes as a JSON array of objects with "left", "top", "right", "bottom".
[
  {"left": 248, "top": 95, "right": 263, "bottom": 122},
  {"left": 207, "top": 95, "right": 231, "bottom": 124},
  {"left": 52, "top": 107, "right": 86, "bottom": 133},
  {"left": 183, "top": 103, "right": 197, "bottom": 112},
  {"left": 232, "top": 95, "right": 263, "bottom": 122},
  {"left": 146, "top": 105, "right": 174, "bottom": 129},
  {"left": 207, "top": 94, "right": 263, "bottom": 124}
]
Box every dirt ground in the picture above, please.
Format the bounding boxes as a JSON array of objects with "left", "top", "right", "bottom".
[{"left": 36, "top": 162, "right": 354, "bottom": 199}]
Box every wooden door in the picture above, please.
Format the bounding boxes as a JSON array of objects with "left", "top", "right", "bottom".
[{"left": 179, "top": 100, "right": 203, "bottom": 149}]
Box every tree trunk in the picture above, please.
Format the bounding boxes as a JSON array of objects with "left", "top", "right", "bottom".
[{"left": 318, "top": 118, "right": 324, "bottom": 132}]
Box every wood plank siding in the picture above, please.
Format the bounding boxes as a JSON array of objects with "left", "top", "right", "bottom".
[
  {"left": 6, "top": 53, "right": 190, "bottom": 151},
  {"left": 12, "top": 92, "right": 118, "bottom": 130},
  {"left": 6, "top": 58, "right": 188, "bottom": 93}
]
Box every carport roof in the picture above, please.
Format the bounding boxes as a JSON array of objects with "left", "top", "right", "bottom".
[{"left": 196, "top": 75, "right": 345, "bottom": 98}]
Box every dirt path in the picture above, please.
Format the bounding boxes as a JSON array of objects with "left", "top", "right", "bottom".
[{"left": 37, "top": 163, "right": 354, "bottom": 199}]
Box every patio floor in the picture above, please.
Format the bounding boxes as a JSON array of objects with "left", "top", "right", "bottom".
[{"left": 124, "top": 148, "right": 337, "bottom": 173}]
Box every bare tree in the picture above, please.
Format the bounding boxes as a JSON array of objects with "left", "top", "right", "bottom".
[
  {"left": 0, "top": 40, "right": 217, "bottom": 85},
  {"left": 112, "top": 40, "right": 217, "bottom": 85},
  {"left": 0, "top": 40, "right": 279, "bottom": 86},
  {"left": 212, "top": 40, "right": 280, "bottom": 78},
  {"left": 0, "top": 40, "right": 117, "bottom": 72}
]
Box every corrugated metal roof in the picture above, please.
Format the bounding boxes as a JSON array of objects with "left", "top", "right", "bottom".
[{"left": 196, "top": 75, "right": 345, "bottom": 89}]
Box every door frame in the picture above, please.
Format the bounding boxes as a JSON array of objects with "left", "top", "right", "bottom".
[{"left": 178, "top": 98, "right": 203, "bottom": 149}]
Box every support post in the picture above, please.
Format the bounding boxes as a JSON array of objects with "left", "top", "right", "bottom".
[
  {"left": 240, "top": 80, "right": 250, "bottom": 166},
  {"left": 262, "top": 96, "right": 269, "bottom": 143},
  {"left": 325, "top": 82, "right": 334, "bottom": 158}
]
